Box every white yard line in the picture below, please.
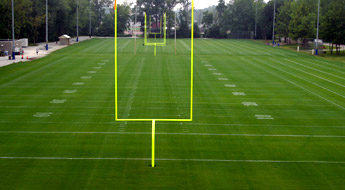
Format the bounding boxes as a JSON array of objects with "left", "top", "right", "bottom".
[
  {"left": 272, "top": 58, "right": 345, "bottom": 88},
  {"left": 0, "top": 131, "right": 345, "bottom": 138},
  {"left": 0, "top": 156, "right": 344, "bottom": 164},
  {"left": 314, "top": 59, "right": 345, "bottom": 70},
  {"left": 1, "top": 121, "right": 344, "bottom": 128},
  {"left": 247, "top": 58, "right": 345, "bottom": 111},
  {"left": 3, "top": 112, "right": 344, "bottom": 120},
  {"left": 298, "top": 59, "right": 345, "bottom": 75},
  {"left": 269, "top": 59, "right": 345, "bottom": 99},
  {"left": 285, "top": 59, "right": 345, "bottom": 80}
]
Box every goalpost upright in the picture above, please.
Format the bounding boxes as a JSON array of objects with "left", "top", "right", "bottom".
[
  {"left": 114, "top": 0, "right": 194, "bottom": 167},
  {"left": 144, "top": 12, "right": 167, "bottom": 56}
]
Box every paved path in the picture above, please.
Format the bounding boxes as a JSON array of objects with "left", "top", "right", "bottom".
[{"left": 0, "top": 36, "right": 91, "bottom": 68}]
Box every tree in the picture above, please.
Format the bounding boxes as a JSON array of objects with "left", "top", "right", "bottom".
[
  {"left": 289, "top": 0, "right": 317, "bottom": 40},
  {"left": 276, "top": 0, "right": 293, "bottom": 43},
  {"left": 320, "top": 0, "right": 345, "bottom": 54},
  {"left": 202, "top": 11, "right": 213, "bottom": 37},
  {"left": 116, "top": 3, "right": 131, "bottom": 35},
  {"left": 177, "top": 0, "right": 191, "bottom": 38},
  {"left": 193, "top": 22, "right": 200, "bottom": 38},
  {"left": 215, "top": 0, "right": 226, "bottom": 24}
]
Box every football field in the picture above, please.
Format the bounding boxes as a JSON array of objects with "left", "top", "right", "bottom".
[{"left": 0, "top": 38, "right": 345, "bottom": 189}]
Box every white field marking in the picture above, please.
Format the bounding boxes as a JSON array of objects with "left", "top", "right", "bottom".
[
  {"left": 248, "top": 58, "right": 345, "bottom": 111},
  {"left": 273, "top": 58, "right": 345, "bottom": 88},
  {"left": 88, "top": 71, "right": 97, "bottom": 74},
  {"left": 118, "top": 59, "right": 145, "bottom": 129},
  {"left": 242, "top": 102, "right": 258, "bottom": 106},
  {"left": 80, "top": 76, "right": 92, "bottom": 79},
  {"left": 314, "top": 59, "right": 345, "bottom": 70},
  {"left": 232, "top": 92, "right": 246, "bottom": 96},
  {"left": 180, "top": 40, "right": 191, "bottom": 51},
  {"left": 224, "top": 84, "right": 236, "bottom": 88},
  {"left": 0, "top": 57, "right": 69, "bottom": 88},
  {"left": 93, "top": 67, "right": 102, "bottom": 69},
  {"left": 98, "top": 63, "right": 106, "bottom": 66},
  {"left": 299, "top": 59, "right": 345, "bottom": 75},
  {"left": 2, "top": 120, "right": 345, "bottom": 128},
  {"left": 204, "top": 64, "right": 213, "bottom": 67},
  {"left": 285, "top": 59, "right": 345, "bottom": 80},
  {"left": 213, "top": 73, "right": 222, "bottom": 75},
  {"left": 3, "top": 131, "right": 345, "bottom": 138},
  {"left": 0, "top": 156, "right": 344, "bottom": 164},
  {"left": 0, "top": 103, "right": 333, "bottom": 109},
  {"left": 218, "top": 78, "right": 229, "bottom": 81},
  {"left": 101, "top": 60, "right": 109, "bottom": 62},
  {"left": 50, "top": 99, "right": 67, "bottom": 104},
  {"left": 202, "top": 60, "right": 208, "bottom": 63},
  {"left": 5, "top": 112, "right": 345, "bottom": 120},
  {"left": 63, "top": 89, "right": 77, "bottom": 94},
  {"left": 33, "top": 112, "right": 53, "bottom": 118},
  {"left": 118, "top": 39, "right": 131, "bottom": 51},
  {"left": 255, "top": 115, "right": 274, "bottom": 120},
  {"left": 208, "top": 68, "right": 217, "bottom": 71},
  {"left": 72, "top": 82, "right": 84, "bottom": 86},
  {"left": 225, "top": 40, "right": 276, "bottom": 56}
]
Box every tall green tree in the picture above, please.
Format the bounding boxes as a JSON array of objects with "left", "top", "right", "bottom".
[
  {"left": 320, "top": 0, "right": 345, "bottom": 54},
  {"left": 177, "top": 0, "right": 191, "bottom": 37},
  {"left": 202, "top": 11, "right": 213, "bottom": 37},
  {"left": 276, "top": 0, "right": 293, "bottom": 43},
  {"left": 289, "top": 0, "right": 317, "bottom": 40}
]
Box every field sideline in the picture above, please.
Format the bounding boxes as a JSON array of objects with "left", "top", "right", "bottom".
[{"left": 0, "top": 38, "right": 345, "bottom": 189}]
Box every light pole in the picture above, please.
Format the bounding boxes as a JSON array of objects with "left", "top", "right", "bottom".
[
  {"left": 272, "top": 0, "right": 276, "bottom": 45},
  {"left": 11, "top": 0, "right": 15, "bottom": 60},
  {"left": 77, "top": 0, "right": 79, "bottom": 42},
  {"left": 175, "top": 12, "right": 177, "bottom": 55},
  {"left": 254, "top": 0, "right": 258, "bottom": 39},
  {"left": 46, "top": 0, "right": 48, "bottom": 50},
  {"left": 315, "top": 0, "right": 320, "bottom": 55},
  {"left": 134, "top": 5, "right": 137, "bottom": 55},
  {"left": 89, "top": 0, "right": 91, "bottom": 38}
]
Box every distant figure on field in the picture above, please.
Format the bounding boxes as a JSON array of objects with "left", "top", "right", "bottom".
[{"left": 36, "top": 48, "right": 39, "bottom": 55}]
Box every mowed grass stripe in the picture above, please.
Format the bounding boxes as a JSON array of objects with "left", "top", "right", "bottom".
[{"left": 0, "top": 38, "right": 345, "bottom": 189}]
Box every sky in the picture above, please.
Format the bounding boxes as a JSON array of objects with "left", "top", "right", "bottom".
[{"left": 117, "top": 0, "right": 269, "bottom": 10}]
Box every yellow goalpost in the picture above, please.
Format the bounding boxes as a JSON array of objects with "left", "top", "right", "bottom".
[{"left": 114, "top": 0, "right": 194, "bottom": 167}]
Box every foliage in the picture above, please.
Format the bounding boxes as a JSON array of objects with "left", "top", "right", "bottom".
[
  {"left": 202, "top": 11, "right": 213, "bottom": 37},
  {"left": 1, "top": 0, "right": 345, "bottom": 44},
  {"left": 193, "top": 22, "right": 200, "bottom": 38},
  {"left": 320, "top": 0, "right": 345, "bottom": 54},
  {"left": 288, "top": 0, "right": 317, "bottom": 40}
]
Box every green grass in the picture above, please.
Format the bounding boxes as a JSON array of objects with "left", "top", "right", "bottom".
[{"left": 0, "top": 38, "right": 345, "bottom": 189}]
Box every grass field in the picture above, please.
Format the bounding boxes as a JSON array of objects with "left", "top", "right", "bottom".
[{"left": 0, "top": 38, "right": 345, "bottom": 189}]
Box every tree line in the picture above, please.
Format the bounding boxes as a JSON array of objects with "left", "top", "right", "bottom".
[
  {"left": 1, "top": 0, "right": 345, "bottom": 50},
  {"left": 0, "top": 0, "right": 126, "bottom": 43},
  {"left": 203, "top": 0, "right": 345, "bottom": 52}
]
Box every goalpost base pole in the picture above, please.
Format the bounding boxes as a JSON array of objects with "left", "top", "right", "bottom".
[
  {"left": 151, "top": 120, "right": 156, "bottom": 167},
  {"left": 154, "top": 43, "right": 156, "bottom": 56}
]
